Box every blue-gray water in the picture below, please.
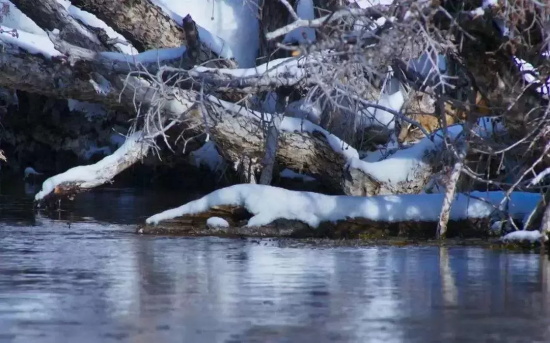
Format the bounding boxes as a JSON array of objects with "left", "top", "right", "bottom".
[{"left": 1, "top": 186, "right": 550, "bottom": 342}]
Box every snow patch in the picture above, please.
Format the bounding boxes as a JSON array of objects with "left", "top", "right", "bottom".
[
  {"left": 206, "top": 216, "right": 229, "bottom": 228},
  {"left": 2, "top": 1, "right": 46, "bottom": 35},
  {"left": 100, "top": 46, "right": 186, "bottom": 65},
  {"left": 68, "top": 100, "right": 106, "bottom": 121},
  {"left": 215, "top": 92, "right": 503, "bottom": 188},
  {"left": 146, "top": 184, "right": 539, "bottom": 228},
  {"left": 359, "top": 84, "right": 404, "bottom": 130},
  {"left": 351, "top": 117, "right": 502, "bottom": 184},
  {"left": 189, "top": 141, "right": 225, "bottom": 172},
  {"left": 514, "top": 57, "right": 549, "bottom": 98},
  {"left": 150, "top": 0, "right": 259, "bottom": 67},
  {"left": 348, "top": 0, "right": 394, "bottom": 9},
  {"left": 283, "top": 0, "right": 316, "bottom": 45},
  {"left": 501, "top": 230, "right": 545, "bottom": 243},
  {"left": 285, "top": 99, "right": 322, "bottom": 124},
  {"left": 280, "top": 169, "right": 316, "bottom": 182},
  {"left": 0, "top": 25, "right": 62, "bottom": 58}
]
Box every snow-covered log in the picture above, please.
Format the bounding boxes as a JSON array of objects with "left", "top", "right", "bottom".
[
  {"left": 69, "top": 0, "right": 236, "bottom": 69},
  {"left": 10, "top": 0, "right": 108, "bottom": 51},
  {"left": 35, "top": 131, "right": 151, "bottom": 203},
  {"left": 69, "top": 0, "right": 184, "bottom": 51},
  {"left": 34, "top": 133, "right": 149, "bottom": 201},
  {"left": 140, "top": 184, "right": 540, "bottom": 239}
]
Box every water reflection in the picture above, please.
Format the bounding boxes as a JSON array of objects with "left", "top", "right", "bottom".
[
  {"left": 1, "top": 187, "right": 550, "bottom": 342},
  {"left": 0, "top": 216, "right": 550, "bottom": 342},
  {"left": 0, "top": 186, "right": 200, "bottom": 225}
]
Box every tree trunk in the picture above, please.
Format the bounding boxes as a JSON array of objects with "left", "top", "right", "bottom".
[
  {"left": 70, "top": 0, "right": 184, "bottom": 51},
  {"left": 257, "top": 0, "right": 297, "bottom": 64},
  {"left": 259, "top": 89, "right": 289, "bottom": 185},
  {"left": 10, "top": 0, "right": 108, "bottom": 51}
]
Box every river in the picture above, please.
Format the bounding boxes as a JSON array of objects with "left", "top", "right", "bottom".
[{"left": 1, "top": 185, "right": 550, "bottom": 342}]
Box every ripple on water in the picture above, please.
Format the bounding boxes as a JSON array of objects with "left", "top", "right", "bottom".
[{"left": 0, "top": 188, "right": 550, "bottom": 342}]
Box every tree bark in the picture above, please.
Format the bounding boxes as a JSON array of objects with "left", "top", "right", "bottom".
[
  {"left": 70, "top": 0, "right": 183, "bottom": 51},
  {"left": 35, "top": 132, "right": 153, "bottom": 204},
  {"left": 10, "top": 0, "right": 108, "bottom": 51},
  {"left": 257, "top": 0, "right": 296, "bottom": 64}
]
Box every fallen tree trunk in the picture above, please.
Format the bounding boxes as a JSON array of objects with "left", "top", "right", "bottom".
[
  {"left": 35, "top": 132, "right": 153, "bottom": 204},
  {"left": 69, "top": 0, "right": 184, "bottom": 51},
  {"left": 69, "top": 0, "right": 236, "bottom": 69},
  {"left": 10, "top": 0, "right": 109, "bottom": 51},
  {"left": 137, "top": 211, "right": 495, "bottom": 240},
  {"left": 0, "top": 30, "right": 437, "bottom": 198},
  {"left": 139, "top": 184, "right": 540, "bottom": 239}
]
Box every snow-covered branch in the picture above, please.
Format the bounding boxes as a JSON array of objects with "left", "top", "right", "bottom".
[
  {"left": 35, "top": 132, "right": 152, "bottom": 202},
  {"left": 266, "top": 6, "right": 384, "bottom": 41}
]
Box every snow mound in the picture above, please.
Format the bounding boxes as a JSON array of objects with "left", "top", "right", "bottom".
[
  {"left": 501, "top": 230, "right": 546, "bottom": 243},
  {"left": 206, "top": 216, "right": 230, "bottom": 228},
  {"left": 146, "top": 184, "right": 539, "bottom": 228}
]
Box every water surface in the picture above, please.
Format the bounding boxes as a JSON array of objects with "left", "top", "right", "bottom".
[{"left": 1, "top": 186, "right": 550, "bottom": 342}]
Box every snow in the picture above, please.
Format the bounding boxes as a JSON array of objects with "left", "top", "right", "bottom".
[
  {"left": 214, "top": 91, "right": 502, "bottom": 188},
  {"left": 192, "top": 56, "right": 301, "bottom": 79},
  {"left": 280, "top": 169, "right": 316, "bottom": 182},
  {"left": 348, "top": 0, "right": 394, "bottom": 9},
  {"left": 35, "top": 132, "right": 144, "bottom": 201},
  {"left": 206, "top": 216, "right": 230, "bottom": 228},
  {"left": 81, "top": 145, "right": 111, "bottom": 160},
  {"left": 358, "top": 81, "right": 405, "bottom": 130},
  {"left": 285, "top": 99, "right": 322, "bottom": 124},
  {"left": 470, "top": 8, "right": 484, "bottom": 17},
  {"left": 68, "top": 100, "right": 106, "bottom": 121},
  {"left": 24, "top": 167, "right": 42, "bottom": 179},
  {"left": 351, "top": 117, "right": 502, "bottom": 184},
  {"left": 482, "top": 0, "right": 498, "bottom": 7},
  {"left": 2, "top": 1, "right": 46, "bottom": 35},
  {"left": 150, "top": 0, "right": 259, "bottom": 67},
  {"left": 407, "top": 53, "right": 448, "bottom": 89},
  {"left": 501, "top": 230, "right": 545, "bottom": 243},
  {"left": 0, "top": 25, "right": 62, "bottom": 58},
  {"left": 530, "top": 167, "right": 550, "bottom": 185},
  {"left": 63, "top": 3, "right": 136, "bottom": 54},
  {"left": 283, "top": 0, "right": 315, "bottom": 45},
  {"left": 280, "top": 116, "right": 360, "bottom": 161},
  {"left": 514, "top": 57, "right": 549, "bottom": 98},
  {"left": 207, "top": 93, "right": 360, "bottom": 161},
  {"left": 189, "top": 141, "right": 225, "bottom": 171},
  {"left": 100, "top": 46, "right": 187, "bottom": 64},
  {"left": 146, "top": 184, "right": 540, "bottom": 228}
]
